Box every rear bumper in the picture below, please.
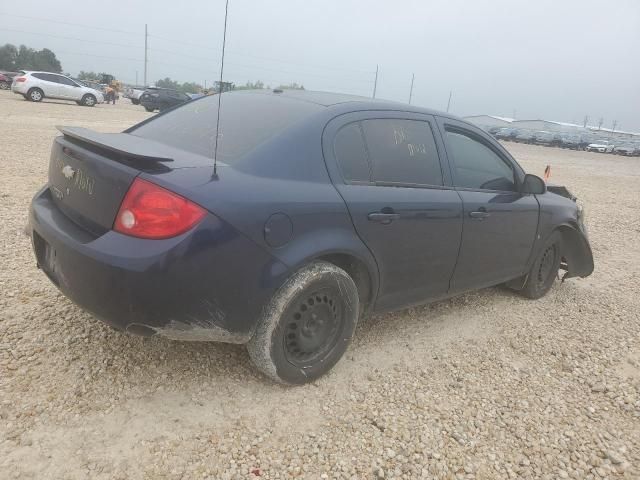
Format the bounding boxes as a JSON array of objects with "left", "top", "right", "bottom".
[
  {"left": 29, "top": 186, "right": 288, "bottom": 342},
  {"left": 11, "top": 83, "right": 27, "bottom": 94}
]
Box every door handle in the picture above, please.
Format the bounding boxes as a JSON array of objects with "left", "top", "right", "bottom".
[
  {"left": 469, "top": 209, "right": 490, "bottom": 220},
  {"left": 368, "top": 212, "right": 400, "bottom": 224}
]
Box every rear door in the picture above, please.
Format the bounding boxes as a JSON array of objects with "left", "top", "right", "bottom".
[
  {"left": 436, "top": 117, "right": 539, "bottom": 292},
  {"left": 32, "top": 73, "right": 61, "bottom": 97},
  {"left": 323, "top": 111, "right": 463, "bottom": 311}
]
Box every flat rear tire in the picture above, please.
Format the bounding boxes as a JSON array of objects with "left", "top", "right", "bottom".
[{"left": 247, "top": 262, "right": 359, "bottom": 385}]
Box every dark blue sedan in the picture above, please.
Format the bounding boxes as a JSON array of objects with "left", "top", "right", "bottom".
[{"left": 29, "top": 90, "right": 593, "bottom": 384}]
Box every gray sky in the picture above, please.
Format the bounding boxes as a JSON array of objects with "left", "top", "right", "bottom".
[{"left": 2, "top": 0, "right": 639, "bottom": 131}]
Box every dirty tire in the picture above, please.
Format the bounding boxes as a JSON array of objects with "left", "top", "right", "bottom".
[
  {"left": 27, "top": 88, "right": 43, "bottom": 102},
  {"left": 81, "top": 94, "right": 96, "bottom": 107},
  {"left": 520, "top": 231, "right": 562, "bottom": 299},
  {"left": 247, "top": 261, "right": 359, "bottom": 385},
  {"left": 144, "top": 106, "right": 154, "bottom": 112}
]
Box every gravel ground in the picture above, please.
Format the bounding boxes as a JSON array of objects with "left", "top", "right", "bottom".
[{"left": 1, "top": 90, "right": 639, "bottom": 479}]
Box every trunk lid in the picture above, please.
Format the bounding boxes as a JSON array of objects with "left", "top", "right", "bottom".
[{"left": 48, "top": 128, "right": 212, "bottom": 236}]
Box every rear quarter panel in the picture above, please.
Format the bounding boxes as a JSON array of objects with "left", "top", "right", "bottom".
[{"left": 145, "top": 113, "right": 380, "bottom": 309}]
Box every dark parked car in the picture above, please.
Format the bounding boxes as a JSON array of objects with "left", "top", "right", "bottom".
[
  {"left": 139, "top": 87, "right": 191, "bottom": 112},
  {"left": 28, "top": 91, "right": 594, "bottom": 384},
  {"left": 559, "top": 134, "right": 580, "bottom": 149},
  {"left": 613, "top": 143, "right": 640, "bottom": 156},
  {"left": 514, "top": 129, "right": 537, "bottom": 144},
  {"left": 494, "top": 127, "right": 518, "bottom": 141},
  {"left": 0, "top": 71, "right": 19, "bottom": 89},
  {"left": 534, "top": 131, "right": 562, "bottom": 147}
]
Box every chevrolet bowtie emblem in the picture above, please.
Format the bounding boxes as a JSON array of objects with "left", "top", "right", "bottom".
[{"left": 62, "top": 165, "right": 75, "bottom": 179}]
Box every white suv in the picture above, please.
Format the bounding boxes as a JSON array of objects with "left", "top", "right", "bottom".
[{"left": 11, "top": 71, "right": 104, "bottom": 106}]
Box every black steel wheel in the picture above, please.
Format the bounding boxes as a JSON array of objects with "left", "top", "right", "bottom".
[
  {"left": 283, "top": 288, "right": 342, "bottom": 368},
  {"left": 520, "top": 232, "right": 562, "bottom": 299},
  {"left": 247, "top": 262, "right": 359, "bottom": 384}
]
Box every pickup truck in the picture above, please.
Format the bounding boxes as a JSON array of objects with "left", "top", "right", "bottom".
[{"left": 123, "top": 86, "right": 146, "bottom": 105}]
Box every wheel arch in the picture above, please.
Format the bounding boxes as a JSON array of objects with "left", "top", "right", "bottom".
[
  {"left": 554, "top": 224, "right": 594, "bottom": 279},
  {"left": 315, "top": 252, "right": 376, "bottom": 316}
]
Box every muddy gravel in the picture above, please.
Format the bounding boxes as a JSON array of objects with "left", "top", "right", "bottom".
[{"left": 1, "top": 90, "right": 639, "bottom": 479}]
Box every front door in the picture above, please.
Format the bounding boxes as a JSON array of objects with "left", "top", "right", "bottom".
[
  {"left": 437, "top": 118, "right": 539, "bottom": 292},
  {"left": 54, "top": 75, "right": 80, "bottom": 99},
  {"left": 324, "top": 112, "right": 463, "bottom": 311}
]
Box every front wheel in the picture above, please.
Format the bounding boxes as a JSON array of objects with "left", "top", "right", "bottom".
[
  {"left": 131, "top": 98, "right": 140, "bottom": 105},
  {"left": 81, "top": 94, "right": 96, "bottom": 107},
  {"left": 247, "top": 262, "right": 359, "bottom": 384},
  {"left": 519, "top": 232, "right": 562, "bottom": 299},
  {"left": 0, "top": 81, "right": 10, "bottom": 90}
]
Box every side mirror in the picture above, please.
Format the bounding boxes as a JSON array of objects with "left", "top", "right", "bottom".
[{"left": 521, "top": 174, "right": 547, "bottom": 195}]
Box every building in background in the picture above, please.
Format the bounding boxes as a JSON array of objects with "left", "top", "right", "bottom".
[{"left": 464, "top": 115, "right": 514, "bottom": 130}]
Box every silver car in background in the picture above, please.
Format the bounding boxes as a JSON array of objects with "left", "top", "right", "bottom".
[{"left": 11, "top": 71, "right": 104, "bottom": 106}]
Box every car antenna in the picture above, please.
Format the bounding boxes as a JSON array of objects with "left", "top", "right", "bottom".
[{"left": 212, "top": 0, "right": 230, "bottom": 179}]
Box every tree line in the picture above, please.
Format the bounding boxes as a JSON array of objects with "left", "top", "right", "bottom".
[
  {"left": 0, "top": 42, "right": 306, "bottom": 93},
  {"left": 0, "top": 43, "right": 62, "bottom": 72},
  {"left": 155, "top": 78, "right": 305, "bottom": 94}
]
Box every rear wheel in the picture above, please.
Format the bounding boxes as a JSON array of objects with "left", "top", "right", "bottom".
[
  {"left": 144, "top": 106, "right": 154, "bottom": 112},
  {"left": 0, "top": 81, "right": 10, "bottom": 90},
  {"left": 131, "top": 98, "right": 140, "bottom": 105},
  {"left": 27, "top": 88, "right": 43, "bottom": 102},
  {"left": 520, "top": 232, "right": 562, "bottom": 299},
  {"left": 247, "top": 262, "right": 359, "bottom": 384}
]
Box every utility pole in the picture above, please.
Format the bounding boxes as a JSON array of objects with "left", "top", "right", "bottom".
[
  {"left": 408, "top": 73, "right": 415, "bottom": 104},
  {"left": 144, "top": 24, "right": 148, "bottom": 87},
  {"left": 446, "top": 90, "right": 452, "bottom": 112},
  {"left": 611, "top": 120, "right": 617, "bottom": 136},
  {"left": 583, "top": 115, "right": 589, "bottom": 128},
  {"left": 135, "top": 71, "right": 138, "bottom": 85},
  {"left": 372, "top": 65, "right": 378, "bottom": 99},
  {"left": 598, "top": 117, "right": 604, "bottom": 130},
  {"left": 204, "top": 79, "right": 207, "bottom": 90}
]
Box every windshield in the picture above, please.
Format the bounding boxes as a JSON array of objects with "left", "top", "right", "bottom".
[{"left": 129, "top": 92, "right": 323, "bottom": 163}]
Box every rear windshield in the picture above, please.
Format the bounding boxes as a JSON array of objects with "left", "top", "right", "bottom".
[{"left": 129, "top": 92, "right": 322, "bottom": 163}]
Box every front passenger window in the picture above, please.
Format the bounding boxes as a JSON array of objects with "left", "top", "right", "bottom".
[{"left": 445, "top": 130, "right": 516, "bottom": 191}]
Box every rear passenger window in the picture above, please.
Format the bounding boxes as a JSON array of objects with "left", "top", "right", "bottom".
[
  {"left": 361, "top": 119, "right": 442, "bottom": 186},
  {"left": 334, "top": 123, "right": 370, "bottom": 182}
]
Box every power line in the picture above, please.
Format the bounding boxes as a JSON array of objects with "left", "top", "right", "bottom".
[
  {"left": 0, "top": 12, "right": 139, "bottom": 35},
  {"left": 0, "top": 27, "right": 141, "bottom": 49},
  {"left": 1, "top": 21, "right": 376, "bottom": 89},
  {"left": 148, "top": 32, "right": 374, "bottom": 74},
  {"left": 148, "top": 47, "right": 373, "bottom": 83},
  {"left": 56, "top": 51, "right": 141, "bottom": 62}
]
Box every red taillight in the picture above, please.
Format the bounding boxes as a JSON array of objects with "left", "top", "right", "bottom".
[
  {"left": 15, "top": 77, "right": 27, "bottom": 82},
  {"left": 113, "top": 178, "right": 206, "bottom": 239}
]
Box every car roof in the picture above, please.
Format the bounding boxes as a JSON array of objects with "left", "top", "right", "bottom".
[{"left": 227, "top": 89, "right": 460, "bottom": 119}]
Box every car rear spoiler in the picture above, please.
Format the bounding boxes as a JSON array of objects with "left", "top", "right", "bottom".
[{"left": 57, "top": 126, "right": 174, "bottom": 163}]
